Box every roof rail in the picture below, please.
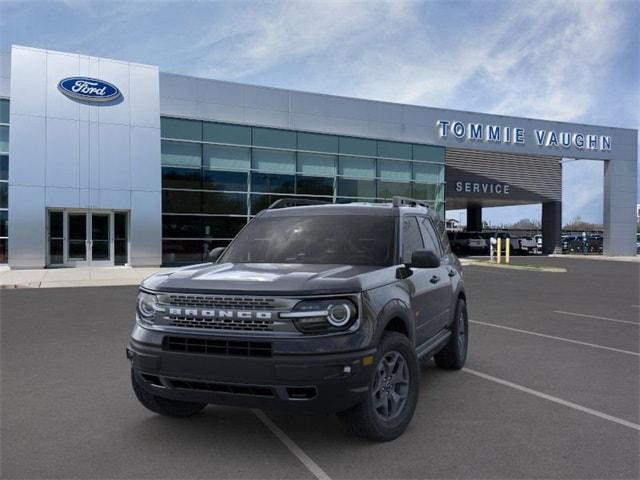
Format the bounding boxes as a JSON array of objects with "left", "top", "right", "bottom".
[
  {"left": 391, "top": 196, "right": 429, "bottom": 208},
  {"left": 267, "top": 198, "right": 331, "bottom": 209}
]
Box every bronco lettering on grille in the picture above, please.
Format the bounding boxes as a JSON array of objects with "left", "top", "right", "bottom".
[{"left": 167, "top": 308, "right": 273, "bottom": 320}]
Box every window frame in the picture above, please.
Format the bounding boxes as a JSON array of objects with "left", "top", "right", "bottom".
[
  {"left": 418, "top": 216, "right": 443, "bottom": 257},
  {"left": 400, "top": 215, "right": 425, "bottom": 264}
]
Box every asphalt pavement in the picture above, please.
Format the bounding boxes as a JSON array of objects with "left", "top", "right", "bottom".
[{"left": 1, "top": 256, "right": 638, "bottom": 479}]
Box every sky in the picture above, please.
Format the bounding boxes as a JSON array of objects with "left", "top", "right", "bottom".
[{"left": 0, "top": 0, "right": 638, "bottom": 226}]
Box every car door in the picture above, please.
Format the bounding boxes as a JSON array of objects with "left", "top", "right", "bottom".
[
  {"left": 401, "top": 216, "right": 447, "bottom": 346},
  {"left": 417, "top": 216, "right": 454, "bottom": 335}
]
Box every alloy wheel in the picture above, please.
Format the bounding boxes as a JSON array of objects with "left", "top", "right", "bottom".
[{"left": 372, "top": 350, "right": 410, "bottom": 421}]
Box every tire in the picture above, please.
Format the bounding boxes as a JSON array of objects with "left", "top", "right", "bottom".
[
  {"left": 131, "top": 370, "right": 206, "bottom": 418},
  {"left": 434, "top": 298, "right": 468, "bottom": 370},
  {"left": 337, "top": 332, "right": 419, "bottom": 442}
]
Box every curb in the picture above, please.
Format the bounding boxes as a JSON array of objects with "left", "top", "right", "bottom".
[
  {"left": 0, "top": 280, "right": 144, "bottom": 289},
  {"left": 461, "top": 260, "right": 567, "bottom": 273},
  {"left": 549, "top": 254, "right": 639, "bottom": 263}
]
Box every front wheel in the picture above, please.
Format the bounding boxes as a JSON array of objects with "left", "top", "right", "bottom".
[
  {"left": 337, "top": 332, "right": 419, "bottom": 442},
  {"left": 434, "top": 298, "right": 468, "bottom": 370},
  {"left": 131, "top": 370, "right": 206, "bottom": 417}
]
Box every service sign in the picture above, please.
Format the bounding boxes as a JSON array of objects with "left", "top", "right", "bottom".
[
  {"left": 445, "top": 169, "right": 529, "bottom": 200},
  {"left": 58, "top": 77, "right": 121, "bottom": 102},
  {"left": 454, "top": 180, "right": 511, "bottom": 195}
]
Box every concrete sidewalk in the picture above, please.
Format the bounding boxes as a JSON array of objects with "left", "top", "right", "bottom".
[{"left": 0, "top": 266, "right": 174, "bottom": 289}]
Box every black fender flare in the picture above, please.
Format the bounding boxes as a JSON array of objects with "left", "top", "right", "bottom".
[
  {"left": 447, "top": 286, "right": 467, "bottom": 327},
  {"left": 374, "top": 299, "right": 416, "bottom": 346}
]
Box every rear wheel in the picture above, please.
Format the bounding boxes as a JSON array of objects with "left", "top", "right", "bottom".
[
  {"left": 434, "top": 299, "right": 468, "bottom": 370},
  {"left": 131, "top": 370, "right": 206, "bottom": 417},
  {"left": 337, "top": 332, "right": 419, "bottom": 442}
]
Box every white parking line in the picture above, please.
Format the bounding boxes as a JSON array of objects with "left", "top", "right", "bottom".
[
  {"left": 463, "top": 267, "right": 508, "bottom": 275},
  {"left": 470, "top": 320, "right": 640, "bottom": 357},
  {"left": 463, "top": 368, "right": 640, "bottom": 431},
  {"left": 253, "top": 409, "right": 331, "bottom": 480},
  {"left": 553, "top": 310, "right": 640, "bottom": 326}
]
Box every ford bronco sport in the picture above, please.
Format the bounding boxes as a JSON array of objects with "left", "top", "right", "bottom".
[{"left": 127, "top": 197, "right": 468, "bottom": 441}]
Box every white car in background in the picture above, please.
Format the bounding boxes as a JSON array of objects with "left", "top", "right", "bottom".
[{"left": 518, "top": 236, "right": 537, "bottom": 254}]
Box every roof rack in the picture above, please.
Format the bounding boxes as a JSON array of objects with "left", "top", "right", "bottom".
[
  {"left": 267, "top": 198, "right": 331, "bottom": 209},
  {"left": 391, "top": 196, "right": 430, "bottom": 209}
]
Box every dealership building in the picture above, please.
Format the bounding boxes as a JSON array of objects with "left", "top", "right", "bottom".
[{"left": 0, "top": 45, "right": 637, "bottom": 268}]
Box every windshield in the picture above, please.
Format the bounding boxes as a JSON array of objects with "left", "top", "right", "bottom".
[{"left": 220, "top": 214, "right": 396, "bottom": 266}]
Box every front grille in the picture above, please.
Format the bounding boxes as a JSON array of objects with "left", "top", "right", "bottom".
[
  {"left": 163, "top": 336, "right": 272, "bottom": 357},
  {"left": 168, "top": 316, "right": 273, "bottom": 332},
  {"left": 166, "top": 294, "right": 277, "bottom": 310},
  {"left": 167, "top": 379, "right": 275, "bottom": 397}
]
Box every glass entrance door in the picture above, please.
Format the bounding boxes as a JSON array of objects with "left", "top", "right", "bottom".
[
  {"left": 67, "top": 213, "right": 88, "bottom": 265},
  {"left": 90, "top": 213, "right": 112, "bottom": 266},
  {"left": 47, "top": 210, "right": 129, "bottom": 267}
]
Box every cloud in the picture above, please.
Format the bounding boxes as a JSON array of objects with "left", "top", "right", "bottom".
[
  {"left": 177, "top": 0, "right": 634, "bottom": 129},
  {"left": 479, "top": 1, "right": 626, "bottom": 121},
  {"left": 562, "top": 160, "right": 604, "bottom": 224},
  {"left": 189, "top": 1, "right": 419, "bottom": 81},
  {"left": 342, "top": 0, "right": 629, "bottom": 123}
]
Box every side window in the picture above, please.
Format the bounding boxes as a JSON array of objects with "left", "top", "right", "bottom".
[
  {"left": 402, "top": 217, "right": 424, "bottom": 263},
  {"left": 418, "top": 217, "right": 442, "bottom": 257}
]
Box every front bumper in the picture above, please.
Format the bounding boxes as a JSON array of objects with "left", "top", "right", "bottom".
[{"left": 127, "top": 326, "right": 376, "bottom": 415}]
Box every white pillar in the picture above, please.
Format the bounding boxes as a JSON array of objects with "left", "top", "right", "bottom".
[{"left": 603, "top": 155, "right": 637, "bottom": 256}]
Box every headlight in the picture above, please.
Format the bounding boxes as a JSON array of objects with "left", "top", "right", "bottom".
[
  {"left": 327, "top": 303, "right": 353, "bottom": 327},
  {"left": 281, "top": 299, "right": 358, "bottom": 333},
  {"left": 137, "top": 291, "right": 158, "bottom": 323}
]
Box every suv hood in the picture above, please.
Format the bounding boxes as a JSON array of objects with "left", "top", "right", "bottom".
[{"left": 142, "top": 262, "right": 397, "bottom": 296}]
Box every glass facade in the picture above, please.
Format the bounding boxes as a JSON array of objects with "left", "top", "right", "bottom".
[
  {"left": 160, "top": 116, "right": 446, "bottom": 265},
  {"left": 0, "top": 99, "right": 8, "bottom": 263}
]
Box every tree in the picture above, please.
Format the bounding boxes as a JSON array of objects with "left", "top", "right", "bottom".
[
  {"left": 510, "top": 218, "right": 541, "bottom": 230},
  {"left": 563, "top": 216, "right": 602, "bottom": 232}
]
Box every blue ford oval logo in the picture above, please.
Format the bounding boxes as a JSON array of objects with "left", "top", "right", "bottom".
[{"left": 58, "top": 77, "right": 121, "bottom": 102}]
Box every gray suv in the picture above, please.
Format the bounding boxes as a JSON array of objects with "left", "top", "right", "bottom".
[{"left": 127, "top": 197, "right": 468, "bottom": 441}]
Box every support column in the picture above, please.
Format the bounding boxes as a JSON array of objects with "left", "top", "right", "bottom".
[
  {"left": 467, "top": 205, "right": 482, "bottom": 231},
  {"left": 603, "top": 158, "right": 637, "bottom": 256},
  {"left": 542, "top": 201, "right": 562, "bottom": 255}
]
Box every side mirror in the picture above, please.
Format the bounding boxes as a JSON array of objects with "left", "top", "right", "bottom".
[
  {"left": 410, "top": 249, "right": 441, "bottom": 268},
  {"left": 208, "top": 246, "right": 226, "bottom": 262}
]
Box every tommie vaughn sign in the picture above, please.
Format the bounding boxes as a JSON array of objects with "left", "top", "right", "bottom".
[
  {"left": 436, "top": 120, "right": 612, "bottom": 152},
  {"left": 57, "top": 77, "right": 121, "bottom": 102}
]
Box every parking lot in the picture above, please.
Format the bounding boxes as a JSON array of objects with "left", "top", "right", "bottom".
[{"left": 1, "top": 257, "right": 638, "bottom": 479}]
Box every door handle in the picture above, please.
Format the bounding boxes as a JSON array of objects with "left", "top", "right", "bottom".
[
  {"left": 430, "top": 275, "right": 441, "bottom": 284},
  {"left": 448, "top": 269, "right": 457, "bottom": 277}
]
